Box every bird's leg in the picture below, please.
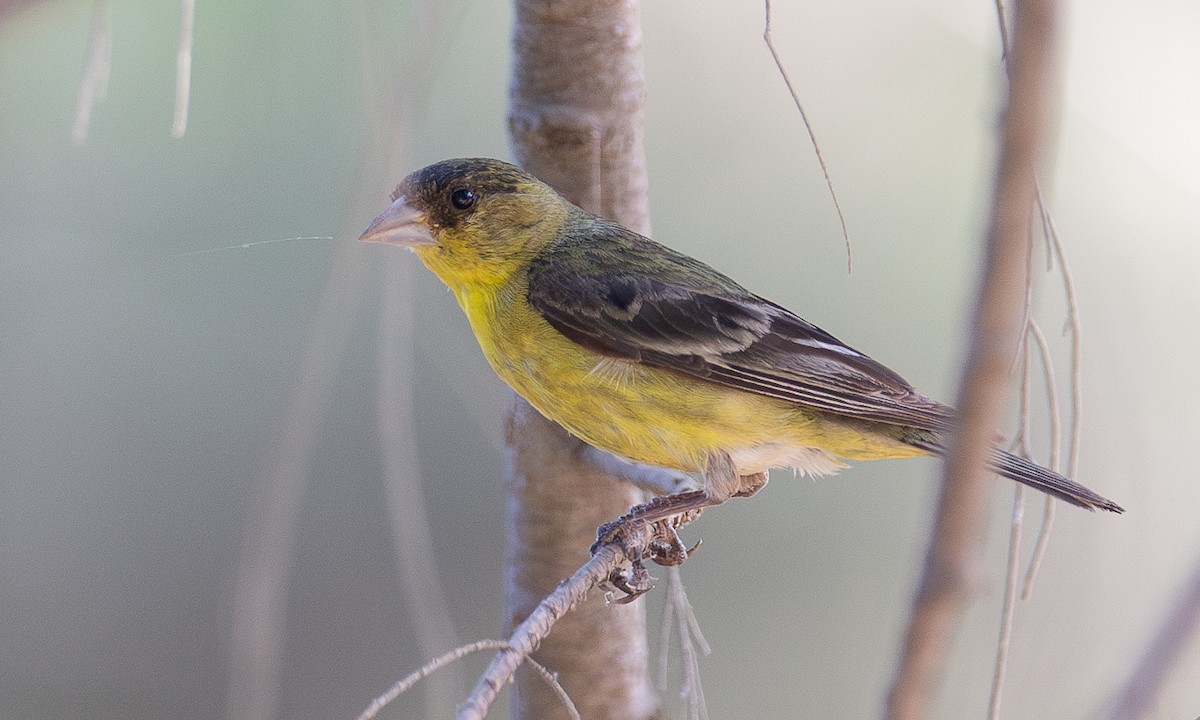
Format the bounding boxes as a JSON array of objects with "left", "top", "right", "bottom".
[
  {"left": 592, "top": 452, "right": 762, "bottom": 599},
  {"left": 592, "top": 490, "right": 713, "bottom": 600},
  {"left": 733, "top": 471, "right": 769, "bottom": 498}
]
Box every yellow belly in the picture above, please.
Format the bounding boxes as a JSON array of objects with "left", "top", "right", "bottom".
[{"left": 454, "top": 280, "right": 924, "bottom": 476}]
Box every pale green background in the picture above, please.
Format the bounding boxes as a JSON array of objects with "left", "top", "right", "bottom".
[{"left": 2, "top": 0, "right": 1197, "bottom": 718}]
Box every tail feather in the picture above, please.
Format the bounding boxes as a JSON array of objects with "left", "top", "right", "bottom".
[
  {"left": 907, "top": 438, "right": 1124, "bottom": 513},
  {"left": 987, "top": 449, "right": 1123, "bottom": 512}
]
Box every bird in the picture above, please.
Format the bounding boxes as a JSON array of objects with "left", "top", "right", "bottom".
[{"left": 360, "top": 157, "right": 1123, "bottom": 527}]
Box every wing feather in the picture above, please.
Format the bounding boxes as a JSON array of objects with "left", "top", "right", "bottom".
[{"left": 526, "top": 217, "right": 954, "bottom": 432}]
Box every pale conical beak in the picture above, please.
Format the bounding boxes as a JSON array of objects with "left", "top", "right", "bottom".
[{"left": 359, "top": 196, "right": 436, "bottom": 247}]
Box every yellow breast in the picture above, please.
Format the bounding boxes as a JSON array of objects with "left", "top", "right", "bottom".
[{"left": 440, "top": 272, "right": 926, "bottom": 478}]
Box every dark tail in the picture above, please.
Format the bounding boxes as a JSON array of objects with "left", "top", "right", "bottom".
[
  {"left": 908, "top": 438, "right": 1124, "bottom": 513},
  {"left": 988, "top": 449, "right": 1123, "bottom": 512}
]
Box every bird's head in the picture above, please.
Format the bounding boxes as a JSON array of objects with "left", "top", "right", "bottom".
[{"left": 360, "top": 158, "right": 572, "bottom": 289}]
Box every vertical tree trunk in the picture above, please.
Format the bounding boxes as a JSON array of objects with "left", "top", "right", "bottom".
[{"left": 504, "top": 2, "right": 659, "bottom": 719}]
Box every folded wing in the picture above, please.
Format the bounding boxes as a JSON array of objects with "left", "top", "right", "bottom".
[{"left": 526, "top": 220, "right": 954, "bottom": 432}]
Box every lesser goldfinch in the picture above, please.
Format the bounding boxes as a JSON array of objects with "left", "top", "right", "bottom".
[{"left": 361, "top": 157, "right": 1122, "bottom": 516}]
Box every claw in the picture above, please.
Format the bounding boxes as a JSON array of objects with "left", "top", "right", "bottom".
[
  {"left": 609, "top": 559, "right": 653, "bottom": 601},
  {"left": 590, "top": 489, "right": 717, "bottom": 601}
]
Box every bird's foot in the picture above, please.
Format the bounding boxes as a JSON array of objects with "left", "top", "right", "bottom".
[{"left": 592, "top": 490, "right": 711, "bottom": 601}]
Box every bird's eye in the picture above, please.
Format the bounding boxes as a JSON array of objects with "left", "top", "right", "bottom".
[{"left": 450, "top": 188, "right": 476, "bottom": 211}]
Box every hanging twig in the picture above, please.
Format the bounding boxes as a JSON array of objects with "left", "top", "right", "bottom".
[
  {"left": 993, "top": 0, "right": 1012, "bottom": 64},
  {"left": 1019, "top": 319, "right": 1064, "bottom": 598},
  {"left": 989, "top": 484, "right": 1024, "bottom": 720},
  {"left": 656, "top": 567, "right": 711, "bottom": 720},
  {"left": 763, "top": 0, "right": 853, "bottom": 272},
  {"left": 988, "top": 326, "right": 1038, "bottom": 720}
]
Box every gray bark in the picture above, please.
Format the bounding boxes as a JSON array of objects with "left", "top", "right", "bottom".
[{"left": 503, "top": 1, "right": 660, "bottom": 719}]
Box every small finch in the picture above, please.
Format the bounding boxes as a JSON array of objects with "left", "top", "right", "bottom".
[{"left": 361, "top": 158, "right": 1122, "bottom": 518}]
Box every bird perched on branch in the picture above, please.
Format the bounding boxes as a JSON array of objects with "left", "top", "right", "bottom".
[{"left": 361, "top": 157, "right": 1122, "bottom": 529}]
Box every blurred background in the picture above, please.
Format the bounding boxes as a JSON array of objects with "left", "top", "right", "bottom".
[{"left": 2, "top": 0, "right": 1198, "bottom": 718}]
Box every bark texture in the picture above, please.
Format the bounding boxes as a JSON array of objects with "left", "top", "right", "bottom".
[{"left": 504, "top": 2, "right": 659, "bottom": 719}]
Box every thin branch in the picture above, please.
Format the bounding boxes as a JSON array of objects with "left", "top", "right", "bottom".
[
  {"left": 656, "top": 575, "right": 676, "bottom": 692},
  {"left": 524, "top": 659, "right": 583, "bottom": 720},
  {"left": 1016, "top": 199, "right": 1084, "bottom": 600},
  {"left": 667, "top": 567, "right": 710, "bottom": 720},
  {"left": 993, "top": 0, "right": 1012, "bottom": 64},
  {"left": 1039, "top": 198, "right": 1084, "bottom": 480},
  {"left": 1026, "top": 321, "right": 1064, "bottom": 470},
  {"left": 655, "top": 567, "right": 710, "bottom": 720},
  {"left": 883, "top": 0, "right": 1059, "bottom": 716},
  {"left": 763, "top": 0, "right": 852, "bottom": 273},
  {"left": 989, "top": 327, "right": 1037, "bottom": 719},
  {"left": 1020, "top": 190, "right": 1083, "bottom": 598},
  {"left": 170, "top": 0, "right": 195, "bottom": 138},
  {"left": 1020, "top": 320, "right": 1062, "bottom": 598},
  {"left": 358, "top": 641, "right": 507, "bottom": 720},
  {"left": 581, "top": 446, "right": 699, "bottom": 497},
  {"left": 356, "top": 640, "right": 578, "bottom": 720},
  {"left": 71, "top": 0, "right": 111, "bottom": 144},
  {"left": 456, "top": 543, "right": 629, "bottom": 720},
  {"left": 988, "top": 484, "right": 1024, "bottom": 720}
]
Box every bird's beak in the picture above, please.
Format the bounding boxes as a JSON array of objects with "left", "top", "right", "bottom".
[{"left": 359, "top": 196, "right": 436, "bottom": 247}]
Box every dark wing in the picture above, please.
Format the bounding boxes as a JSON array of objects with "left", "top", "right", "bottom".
[{"left": 526, "top": 218, "right": 955, "bottom": 431}]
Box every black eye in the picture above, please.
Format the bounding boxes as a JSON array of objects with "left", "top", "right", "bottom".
[{"left": 450, "top": 188, "right": 476, "bottom": 210}]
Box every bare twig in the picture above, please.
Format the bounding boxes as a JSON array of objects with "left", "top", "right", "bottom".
[
  {"left": 993, "top": 0, "right": 1012, "bottom": 64},
  {"left": 1026, "top": 322, "right": 1064, "bottom": 471},
  {"left": 988, "top": 484, "right": 1024, "bottom": 720},
  {"left": 524, "top": 659, "right": 584, "bottom": 720},
  {"left": 1021, "top": 191, "right": 1083, "bottom": 599},
  {"left": 170, "top": 0, "right": 195, "bottom": 138},
  {"left": 71, "top": 0, "right": 111, "bottom": 144},
  {"left": 1099, "top": 550, "right": 1200, "bottom": 720},
  {"left": 581, "top": 446, "right": 699, "bottom": 497},
  {"left": 1020, "top": 320, "right": 1063, "bottom": 599},
  {"left": 1040, "top": 199, "right": 1084, "bottom": 480},
  {"left": 988, "top": 329, "right": 1037, "bottom": 719},
  {"left": 356, "top": 641, "right": 578, "bottom": 720},
  {"left": 763, "top": 0, "right": 852, "bottom": 272},
  {"left": 883, "top": 0, "right": 1059, "bottom": 716},
  {"left": 456, "top": 543, "right": 630, "bottom": 720},
  {"left": 656, "top": 574, "right": 676, "bottom": 691},
  {"left": 358, "top": 641, "right": 506, "bottom": 720},
  {"left": 667, "top": 567, "right": 711, "bottom": 720},
  {"left": 655, "top": 567, "right": 710, "bottom": 720}
]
